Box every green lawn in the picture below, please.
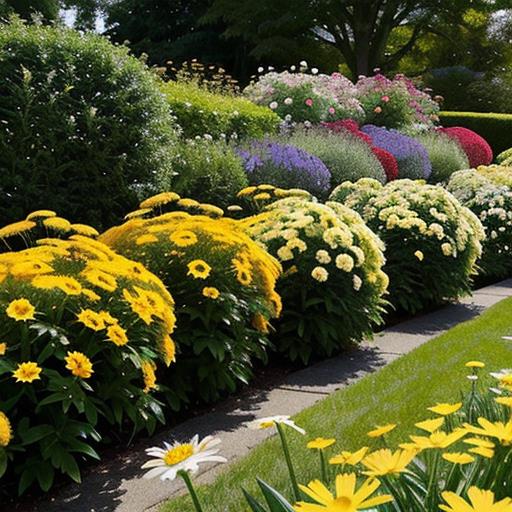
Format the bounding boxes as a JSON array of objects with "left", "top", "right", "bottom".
[{"left": 161, "top": 297, "right": 512, "bottom": 512}]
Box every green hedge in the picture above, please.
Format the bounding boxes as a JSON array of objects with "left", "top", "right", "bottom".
[
  {"left": 439, "top": 111, "right": 512, "bottom": 155},
  {"left": 161, "top": 81, "right": 281, "bottom": 139}
]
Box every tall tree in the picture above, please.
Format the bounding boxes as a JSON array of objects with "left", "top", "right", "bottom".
[
  {"left": 0, "top": 0, "right": 59, "bottom": 21},
  {"left": 206, "top": 0, "right": 512, "bottom": 76}
]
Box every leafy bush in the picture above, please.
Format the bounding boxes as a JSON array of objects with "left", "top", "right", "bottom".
[
  {"left": 446, "top": 169, "right": 512, "bottom": 278},
  {"left": 237, "top": 140, "right": 331, "bottom": 198},
  {"left": 285, "top": 128, "right": 386, "bottom": 187},
  {"left": 161, "top": 80, "right": 280, "bottom": 139},
  {"left": 330, "top": 179, "right": 484, "bottom": 313},
  {"left": 439, "top": 112, "right": 511, "bottom": 155},
  {"left": 153, "top": 139, "right": 248, "bottom": 209},
  {"left": 496, "top": 148, "right": 512, "bottom": 165},
  {"left": 361, "top": 125, "right": 432, "bottom": 180},
  {"left": 0, "top": 214, "right": 175, "bottom": 496},
  {"left": 438, "top": 126, "right": 493, "bottom": 168},
  {"left": 100, "top": 192, "right": 282, "bottom": 407},
  {"left": 477, "top": 164, "right": 512, "bottom": 188},
  {"left": 465, "top": 73, "right": 512, "bottom": 113},
  {"left": 0, "top": 19, "right": 178, "bottom": 229},
  {"left": 356, "top": 73, "right": 439, "bottom": 131},
  {"left": 241, "top": 192, "right": 388, "bottom": 364},
  {"left": 414, "top": 131, "right": 469, "bottom": 183},
  {"left": 243, "top": 70, "right": 364, "bottom": 124}
]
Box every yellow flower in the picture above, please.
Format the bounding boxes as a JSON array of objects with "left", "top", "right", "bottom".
[
  {"left": 83, "top": 268, "right": 117, "bottom": 292},
  {"left": 142, "top": 361, "right": 157, "bottom": 393},
  {"left": 70, "top": 224, "right": 99, "bottom": 237},
  {"left": 161, "top": 335, "right": 176, "bottom": 366},
  {"left": 315, "top": 250, "right": 331, "bottom": 264},
  {"left": 43, "top": 216, "right": 72, "bottom": 232},
  {"left": 238, "top": 186, "right": 257, "bottom": 197},
  {"left": 26, "top": 210, "right": 56, "bottom": 220},
  {"left": 82, "top": 288, "right": 101, "bottom": 302},
  {"left": 253, "top": 192, "right": 271, "bottom": 201},
  {"left": 0, "top": 220, "right": 36, "bottom": 238},
  {"left": 408, "top": 429, "right": 467, "bottom": 450},
  {"left": 415, "top": 417, "right": 445, "bottom": 433},
  {"left": 464, "top": 418, "right": 512, "bottom": 446},
  {"left": 13, "top": 361, "right": 42, "bottom": 383},
  {"left": 335, "top": 254, "right": 354, "bottom": 272},
  {"left": 468, "top": 446, "right": 495, "bottom": 458},
  {"left": 125, "top": 208, "right": 153, "bottom": 220},
  {"left": 140, "top": 192, "right": 180, "bottom": 209},
  {"left": 277, "top": 246, "right": 294, "bottom": 261},
  {"left": 77, "top": 309, "right": 106, "bottom": 331},
  {"left": 440, "top": 487, "right": 512, "bottom": 512},
  {"left": 465, "top": 361, "right": 485, "bottom": 368},
  {"left": 202, "top": 287, "right": 220, "bottom": 299},
  {"left": 252, "top": 313, "right": 270, "bottom": 334},
  {"left": 0, "top": 412, "right": 12, "bottom": 447},
  {"left": 329, "top": 447, "right": 369, "bottom": 466},
  {"left": 136, "top": 233, "right": 159, "bottom": 245},
  {"left": 499, "top": 375, "right": 512, "bottom": 391},
  {"left": 442, "top": 452, "right": 475, "bottom": 465},
  {"left": 236, "top": 265, "right": 253, "bottom": 286},
  {"left": 98, "top": 310, "right": 119, "bottom": 326},
  {"left": 414, "top": 250, "right": 424, "bottom": 261},
  {"left": 311, "top": 266, "right": 328, "bottom": 282},
  {"left": 11, "top": 260, "right": 54, "bottom": 277},
  {"left": 0, "top": 343, "right": 6, "bottom": 355},
  {"left": 428, "top": 403, "right": 463, "bottom": 416},
  {"left": 187, "top": 259, "right": 211, "bottom": 279},
  {"left": 65, "top": 351, "right": 94, "bottom": 379},
  {"left": 6, "top": 298, "right": 36, "bottom": 321},
  {"left": 295, "top": 473, "right": 393, "bottom": 512},
  {"left": 496, "top": 397, "right": 512, "bottom": 408},
  {"left": 362, "top": 448, "right": 416, "bottom": 477},
  {"left": 123, "top": 288, "right": 153, "bottom": 324},
  {"left": 464, "top": 437, "right": 495, "bottom": 458},
  {"left": 170, "top": 230, "right": 198, "bottom": 247},
  {"left": 307, "top": 438, "right": 336, "bottom": 450},
  {"left": 367, "top": 424, "right": 396, "bottom": 438},
  {"left": 32, "top": 275, "right": 82, "bottom": 295},
  {"left": 106, "top": 324, "right": 129, "bottom": 346}
]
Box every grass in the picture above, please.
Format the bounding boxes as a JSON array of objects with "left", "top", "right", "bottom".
[{"left": 161, "top": 297, "right": 512, "bottom": 511}]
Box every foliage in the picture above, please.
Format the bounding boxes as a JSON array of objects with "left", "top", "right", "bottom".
[
  {"left": 356, "top": 73, "right": 439, "bottom": 130},
  {"left": 243, "top": 69, "right": 364, "bottom": 124},
  {"left": 497, "top": 148, "right": 512, "bottom": 165},
  {"left": 361, "top": 125, "right": 432, "bottom": 180},
  {"left": 415, "top": 131, "right": 469, "bottom": 183},
  {"left": 0, "top": 18, "right": 178, "bottom": 229},
  {"left": 237, "top": 140, "right": 331, "bottom": 198},
  {"left": 154, "top": 139, "right": 248, "bottom": 209},
  {"left": 241, "top": 192, "right": 388, "bottom": 363},
  {"left": 464, "top": 71, "right": 512, "bottom": 113},
  {"left": 446, "top": 169, "right": 512, "bottom": 278},
  {"left": 0, "top": 213, "right": 175, "bottom": 496},
  {"left": 161, "top": 80, "right": 280, "bottom": 140},
  {"left": 439, "top": 126, "right": 493, "bottom": 168},
  {"left": 285, "top": 128, "right": 386, "bottom": 187},
  {"left": 439, "top": 112, "right": 511, "bottom": 155},
  {"left": 100, "top": 192, "right": 282, "bottom": 407},
  {"left": 330, "top": 179, "right": 484, "bottom": 313},
  {"left": 243, "top": 363, "right": 512, "bottom": 512},
  {"left": 0, "top": 0, "right": 59, "bottom": 21}
]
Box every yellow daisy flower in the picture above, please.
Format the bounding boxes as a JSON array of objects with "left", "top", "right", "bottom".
[
  {"left": 442, "top": 452, "right": 475, "bottom": 465},
  {"left": 187, "top": 259, "right": 211, "bottom": 280},
  {"left": 83, "top": 268, "right": 117, "bottom": 292},
  {"left": 6, "top": 298, "right": 36, "bottom": 321},
  {"left": 161, "top": 335, "right": 176, "bottom": 367},
  {"left": 440, "top": 487, "right": 512, "bottom": 512},
  {"left": 76, "top": 309, "right": 106, "bottom": 331},
  {"left": 0, "top": 220, "right": 36, "bottom": 238},
  {"left": 428, "top": 403, "right": 463, "bottom": 416},
  {"left": 0, "top": 411, "right": 12, "bottom": 447},
  {"left": 465, "top": 361, "right": 485, "bottom": 368},
  {"left": 361, "top": 448, "right": 416, "bottom": 476},
  {"left": 26, "top": 210, "right": 56, "bottom": 220},
  {"left": 13, "top": 361, "right": 42, "bottom": 383},
  {"left": 106, "top": 324, "right": 129, "bottom": 346},
  {"left": 415, "top": 417, "right": 445, "bottom": 433},
  {"left": 142, "top": 361, "right": 157, "bottom": 393},
  {"left": 169, "top": 230, "right": 198, "bottom": 247},
  {"left": 367, "top": 424, "right": 396, "bottom": 438},
  {"left": 0, "top": 342, "right": 6, "bottom": 356},
  {"left": 329, "top": 447, "right": 369, "bottom": 466},
  {"left": 202, "top": 287, "right": 220, "bottom": 299},
  {"left": 307, "top": 438, "right": 336, "bottom": 450},
  {"left": 65, "top": 351, "right": 94, "bottom": 379}
]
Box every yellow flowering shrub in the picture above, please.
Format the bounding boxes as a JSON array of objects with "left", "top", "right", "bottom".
[
  {"left": 447, "top": 169, "right": 512, "bottom": 278},
  {"left": 0, "top": 233, "right": 176, "bottom": 494},
  {"left": 101, "top": 196, "right": 281, "bottom": 406},
  {"left": 330, "top": 179, "right": 484, "bottom": 313},
  {"left": 242, "top": 196, "right": 388, "bottom": 363}
]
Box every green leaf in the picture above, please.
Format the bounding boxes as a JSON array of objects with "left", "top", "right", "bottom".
[
  {"left": 20, "top": 424, "right": 54, "bottom": 445},
  {"left": 243, "top": 489, "right": 268, "bottom": 512},
  {"left": 0, "top": 449, "right": 7, "bottom": 478},
  {"left": 257, "top": 479, "right": 296, "bottom": 512},
  {"left": 36, "top": 463, "right": 55, "bottom": 492},
  {"left": 60, "top": 452, "right": 81, "bottom": 483}
]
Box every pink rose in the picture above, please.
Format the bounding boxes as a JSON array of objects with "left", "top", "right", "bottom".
[
  {"left": 381, "top": 95, "right": 390, "bottom": 103},
  {"left": 305, "top": 98, "right": 313, "bottom": 107},
  {"left": 374, "top": 106, "right": 382, "bottom": 114}
]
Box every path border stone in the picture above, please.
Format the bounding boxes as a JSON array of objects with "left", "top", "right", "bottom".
[{"left": 40, "top": 278, "right": 512, "bottom": 512}]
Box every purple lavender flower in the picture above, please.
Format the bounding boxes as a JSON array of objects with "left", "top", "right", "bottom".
[
  {"left": 361, "top": 125, "right": 432, "bottom": 180},
  {"left": 237, "top": 140, "right": 331, "bottom": 197}
]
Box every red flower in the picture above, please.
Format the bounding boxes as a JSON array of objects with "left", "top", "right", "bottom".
[
  {"left": 372, "top": 147, "right": 399, "bottom": 181},
  {"left": 305, "top": 98, "right": 313, "bottom": 107},
  {"left": 381, "top": 95, "right": 390, "bottom": 103},
  {"left": 438, "top": 126, "right": 493, "bottom": 167}
]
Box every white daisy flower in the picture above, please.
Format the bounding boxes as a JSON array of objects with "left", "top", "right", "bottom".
[
  {"left": 247, "top": 415, "right": 306, "bottom": 435},
  {"left": 142, "top": 435, "right": 226, "bottom": 481},
  {"left": 490, "top": 369, "right": 512, "bottom": 379}
]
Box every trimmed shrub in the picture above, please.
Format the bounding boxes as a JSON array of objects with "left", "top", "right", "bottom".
[
  {"left": 330, "top": 179, "right": 484, "bottom": 313},
  {"left": 477, "top": 164, "right": 512, "bottom": 188},
  {"left": 0, "top": 214, "right": 175, "bottom": 495},
  {"left": 153, "top": 139, "right": 248, "bottom": 209},
  {"left": 446, "top": 169, "right": 512, "bottom": 278},
  {"left": 100, "top": 192, "right": 282, "bottom": 407},
  {"left": 439, "top": 112, "right": 510, "bottom": 155},
  {"left": 438, "top": 126, "right": 493, "bottom": 168},
  {"left": 244, "top": 70, "right": 364, "bottom": 124},
  {"left": 361, "top": 125, "right": 432, "bottom": 180},
  {"left": 285, "top": 128, "right": 386, "bottom": 187},
  {"left": 372, "top": 146, "right": 399, "bottom": 181},
  {"left": 237, "top": 140, "right": 331, "bottom": 198},
  {"left": 415, "top": 131, "right": 469, "bottom": 183},
  {"left": 356, "top": 73, "right": 439, "bottom": 130},
  {"left": 497, "top": 148, "right": 512, "bottom": 164},
  {"left": 161, "top": 80, "right": 280, "bottom": 139},
  {"left": 241, "top": 191, "right": 388, "bottom": 364},
  {"left": 0, "top": 19, "right": 178, "bottom": 229}
]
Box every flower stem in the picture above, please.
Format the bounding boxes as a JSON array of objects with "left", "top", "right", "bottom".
[
  {"left": 319, "top": 450, "right": 328, "bottom": 483},
  {"left": 178, "top": 470, "right": 204, "bottom": 512},
  {"left": 276, "top": 422, "right": 301, "bottom": 501}
]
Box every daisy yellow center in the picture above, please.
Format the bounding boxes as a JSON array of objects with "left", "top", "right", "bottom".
[
  {"left": 333, "top": 496, "right": 353, "bottom": 510},
  {"left": 164, "top": 444, "right": 194, "bottom": 466}
]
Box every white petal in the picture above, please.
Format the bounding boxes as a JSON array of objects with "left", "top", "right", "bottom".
[
  {"left": 160, "top": 467, "right": 179, "bottom": 481},
  {"left": 143, "top": 466, "right": 169, "bottom": 479},
  {"left": 283, "top": 420, "right": 306, "bottom": 435},
  {"left": 141, "top": 459, "right": 166, "bottom": 469}
]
